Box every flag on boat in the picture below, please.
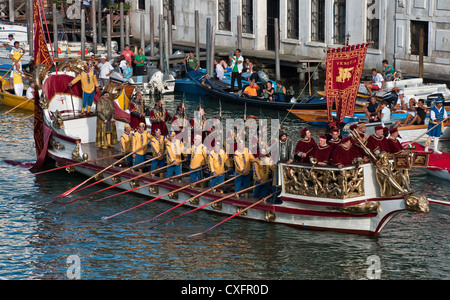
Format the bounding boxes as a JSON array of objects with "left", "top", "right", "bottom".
[
  {"left": 33, "top": 0, "right": 53, "bottom": 68},
  {"left": 325, "top": 43, "right": 370, "bottom": 124},
  {"left": 32, "top": 0, "right": 53, "bottom": 170}
]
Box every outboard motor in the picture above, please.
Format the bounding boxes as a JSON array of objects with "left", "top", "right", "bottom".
[
  {"left": 258, "top": 71, "right": 270, "bottom": 85},
  {"left": 381, "top": 90, "right": 398, "bottom": 108}
]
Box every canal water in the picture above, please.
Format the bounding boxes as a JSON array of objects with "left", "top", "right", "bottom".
[{"left": 0, "top": 89, "right": 448, "bottom": 281}]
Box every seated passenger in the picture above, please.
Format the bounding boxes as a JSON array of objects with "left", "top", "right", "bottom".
[
  {"left": 382, "top": 59, "right": 395, "bottom": 81},
  {"left": 364, "top": 68, "right": 385, "bottom": 96},
  {"left": 407, "top": 99, "right": 427, "bottom": 126},
  {"left": 378, "top": 101, "right": 391, "bottom": 124},
  {"left": 262, "top": 81, "right": 275, "bottom": 101},
  {"left": 393, "top": 90, "right": 408, "bottom": 111},
  {"left": 394, "top": 98, "right": 418, "bottom": 127},
  {"left": 362, "top": 96, "right": 380, "bottom": 122},
  {"left": 243, "top": 81, "right": 260, "bottom": 98},
  {"left": 274, "top": 80, "right": 287, "bottom": 102}
]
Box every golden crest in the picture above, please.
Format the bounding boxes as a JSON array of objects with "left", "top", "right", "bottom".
[
  {"left": 148, "top": 185, "right": 159, "bottom": 195},
  {"left": 211, "top": 201, "right": 222, "bottom": 211},
  {"left": 236, "top": 207, "right": 248, "bottom": 216},
  {"left": 168, "top": 192, "right": 178, "bottom": 200},
  {"left": 189, "top": 196, "right": 199, "bottom": 205},
  {"left": 130, "top": 180, "right": 140, "bottom": 189},
  {"left": 94, "top": 172, "right": 104, "bottom": 181},
  {"left": 264, "top": 211, "right": 276, "bottom": 222}
]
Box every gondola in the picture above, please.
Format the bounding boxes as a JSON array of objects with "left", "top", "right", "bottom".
[{"left": 186, "top": 67, "right": 327, "bottom": 111}]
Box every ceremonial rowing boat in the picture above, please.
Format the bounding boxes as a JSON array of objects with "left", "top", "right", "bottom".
[{"left": 28, "top": 70, "right": 436, "bottom": 237}]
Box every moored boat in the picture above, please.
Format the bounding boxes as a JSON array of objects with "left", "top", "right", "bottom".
[{"left": 186, "top": 67, "right": 327, "bottom": 111}]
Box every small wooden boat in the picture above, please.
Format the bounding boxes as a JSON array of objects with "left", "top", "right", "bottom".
[
  {"left": 289, "top": 109, "right": 408, "bottom": 126},
  {"left": 187, "top": 68, "right": 328, "bottom": 111},
  {"left": 0, "top": 89, "right": 33, "bottom": 111}
]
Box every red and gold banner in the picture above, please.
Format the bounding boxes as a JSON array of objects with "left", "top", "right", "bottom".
[
  {"left": 32, "top": 0, "right": 53, "bottom": 170},
  {"left": 33, "top": 0, "right": 53, "bottom": 68},
  {"left": 325, "top": 43, "right": 370, "bottom": 124}
]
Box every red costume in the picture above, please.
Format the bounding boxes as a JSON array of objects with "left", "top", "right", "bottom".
[
  {"left": 366, "top": 134, "right": 389, "bottom": 153},
  {"left": 327, "top": 138, "right": 341, "bottom": 151},
  {"left": 149, "top": 105, "right": 170, "bottom": 136},
  {"left": 331, "top": 138, "right": 360, "bottom": 166},
  {"left": 311, "top": 144, "right": 333, "bottom": 164},
  {"left": 387, "top": 138, "right": 403, "bottom": 154},
  {"left": 295, "top": 138, "right": 317, "bottom": 163},
  {"left": 129, "top": 100, "right": 146, "bottom": 131}
]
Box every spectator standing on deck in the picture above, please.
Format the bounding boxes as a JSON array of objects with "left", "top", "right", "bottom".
[{"left": 229, "top": 49, "right": 244, "bottom": 92}]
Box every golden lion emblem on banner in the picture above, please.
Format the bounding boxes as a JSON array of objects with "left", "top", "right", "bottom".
[{"left": 336, "top": 67, "right": 355, "bottom": 83}]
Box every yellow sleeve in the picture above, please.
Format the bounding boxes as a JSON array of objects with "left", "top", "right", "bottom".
[
  {"left": 253, "top": 160, "right": 262, "bottom": 182},
  {"left": 70, "top": 74, "right": 82, "bottom": 85}
]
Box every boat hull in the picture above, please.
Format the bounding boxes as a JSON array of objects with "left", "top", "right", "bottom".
[
  {"left": 35, "top": 71, "right": 429, "bottom": 236},
  {"left": 0, "top": 91, "right": 33, "bottom": 111},
  {"left": 187, "top": 69, "right": 327, "bottom": 110}
]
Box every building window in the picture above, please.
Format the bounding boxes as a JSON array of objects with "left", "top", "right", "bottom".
[
  {"left": 333, "top": 0, "right": 346, "bottom": 45},
  {"left": 242, "top": 0, "right": 253, "bottom": 34},
  {"left": 287, "top": 0, "right": 299, "bottom": 39},
  {"left": 311, "top": 0, "right": 325, "bottom": 42},
  {"left": 138, "top": 0, "right": 146, "bottom": 10},
  {"left": 218, "top": 0, "right": 231, "bottom": 31},
  {"left": 367, "top": 18, "right": 379, "bottom": 49},
  {"left": 410, "top": 21, "right": 428, "bottom": 56},
  {"left": 367, "top": 0, "right": 379, "bottom": 49},
  {"left": 163, "top": 0, "right": 175, "bottom": 26}
]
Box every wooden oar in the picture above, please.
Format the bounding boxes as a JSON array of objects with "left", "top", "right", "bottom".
[
  {"left": 1, "top": 98, "right": 33, "bottom": 116},
  {"left": 62, "top": 161, "right": 180, "bottom": 206},
  {"left": 403, "top": 116, "right": 450, "bottom": 149},
  {"left": 90, "top": 159, "right": 190, "bottom": 203},
  {"left": 141, "top": 174, "right": 244, "bottom": 225},
  {"left": 102, "top": 173, "right": 215, "bottom": 221},
  {"left": 148, "top": 179, "right": 270, "bottom": 229},
  {"left": 20, "top": 153, "right": 122, "bottom": 178},
  {"left": 61, "top": 155, "right": 161, "bottom": 201},
  {"left": 190, "top": 190, "right": 279, "bottom": 237},
  {"left": 54, "top": 144, "right": 147, "bottom": 200}
]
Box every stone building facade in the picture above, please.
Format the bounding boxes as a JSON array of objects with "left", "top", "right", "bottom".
[{"left": 129, "top": 0, "right": 450, "bottom": 77}]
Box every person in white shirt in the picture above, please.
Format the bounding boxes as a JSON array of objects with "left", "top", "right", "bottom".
[
  {"left": 3, "top": 34, "right": 15, "bottom": 51},
  {"left": 229, "top": 49, "right": 244, "bottom": 92},
  {"left": 9, "top": 63, "right": 26, "bottom": 97},
  {"left": 98, "top": 55, "right": 114, "bottom": 87},
  {"left": 26, "top": 81, "right": 35, "bottom": 100},
  {"left": 379, "top": 100, "right": 391, "bottom": 124},
  {"left": 394, "top": 90, "right": 409, "bottom": 111},
  {"left": 214, "top": 58, "right": 224, "bottom": 81},
  {"left": 364, "top": 68, "right": 385, "bottom": 96}
]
